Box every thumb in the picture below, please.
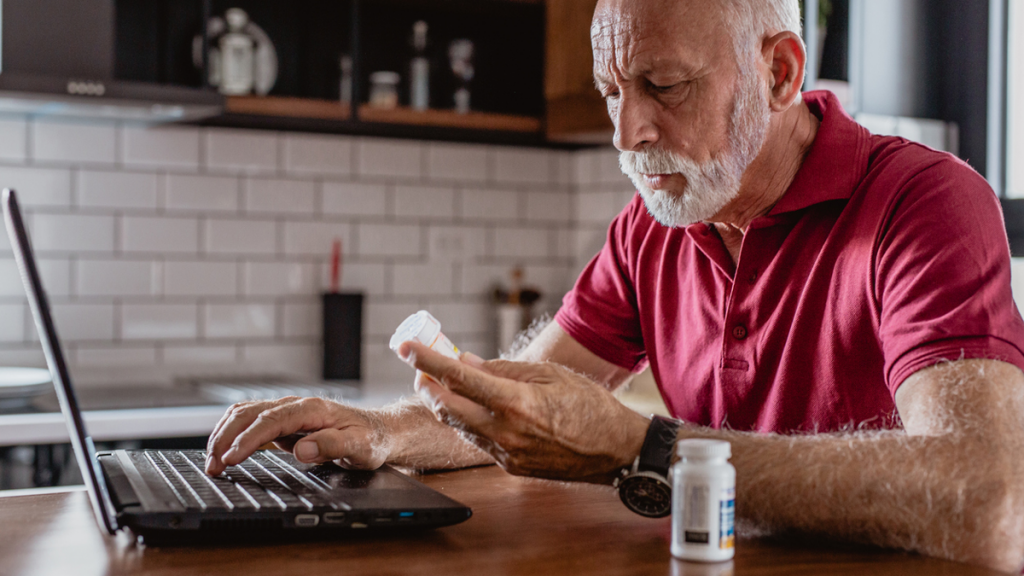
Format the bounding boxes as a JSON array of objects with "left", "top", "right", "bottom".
[{"left": 293, "top": 428, "right": 385, "bottom": 470}]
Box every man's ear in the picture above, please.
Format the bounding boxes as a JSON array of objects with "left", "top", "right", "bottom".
[{"left": 761, "top": 31, "right": 806, "bottom": 111}]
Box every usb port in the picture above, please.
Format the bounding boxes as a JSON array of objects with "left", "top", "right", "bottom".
[
  {"left": 323, "top": 512, "right": 346, "bottom": 524},
  {"left": 374, "top": 515, "right": 393, "bottom": 523},
  {"left": 398, "top": 512, "right": 415, "bottom": 521},
  {"left": 294, "top": 514, "right": 320, "bottom": 527}
]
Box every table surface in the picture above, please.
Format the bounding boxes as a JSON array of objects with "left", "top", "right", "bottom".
[{"left": 0, "top": 464, "right": 1006, "bottom": 576}]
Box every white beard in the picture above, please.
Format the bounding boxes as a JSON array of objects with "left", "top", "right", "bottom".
[{"left": 619, "top": 60, "right": 772, "bottom": 229}]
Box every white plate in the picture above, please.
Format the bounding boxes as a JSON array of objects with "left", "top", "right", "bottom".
[{"left": 0, "top": 367, "right": 52, "bottom": 399}]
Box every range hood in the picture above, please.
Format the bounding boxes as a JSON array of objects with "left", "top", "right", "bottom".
[{"left": 0, "top": 0, "right": 222, "bottom": 122}]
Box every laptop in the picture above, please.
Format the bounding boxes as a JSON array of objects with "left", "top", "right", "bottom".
[{"left": 2, "top": 188, "right": 471, "bottom": 543}]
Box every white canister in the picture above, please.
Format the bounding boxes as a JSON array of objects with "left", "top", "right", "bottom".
[{"left": 671, "top": 439, "right": 736, "bottom": 562}]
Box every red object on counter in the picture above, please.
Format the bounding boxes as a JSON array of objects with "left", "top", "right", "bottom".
[{"left": 330, "top": 238, "right": 342, "bottom": 293}]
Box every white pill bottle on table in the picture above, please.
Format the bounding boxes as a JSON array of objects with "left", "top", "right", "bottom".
[
  {"left": 389, "top": 310, "right": 460, "bottom": 360},
  {"left": 671, "top": 439, "right": 736, "bottom": 563}
]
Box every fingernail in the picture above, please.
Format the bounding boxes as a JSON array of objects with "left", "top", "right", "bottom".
[
  {"left": 461, "top": 352, "right": 485, "bottom": 367},
  {"left": 296, "top": 440, "right": 319, "bottom": 462}
]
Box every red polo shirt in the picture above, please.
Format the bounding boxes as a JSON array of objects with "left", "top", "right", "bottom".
[{"left": 556, "top": 91, "right": 1024, "bottom": 434}]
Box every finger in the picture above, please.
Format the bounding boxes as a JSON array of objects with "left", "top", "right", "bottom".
[
  {"left": 271, "top": 432, "right": 308, "bottom": 453},
  {"left": 206, "top": 400, "right": 279, "bottom": 475},
  {"left": 293, "top": 428, "right": 383, "bottom": 470},
  {"left": 400, "top": 341, "right": 520, "bottom": 410},
  {"left": 220, "top": 399, "right": 328, "bottom": 468},
  {"left": 418, "top": 374, "right": 498, "bottom": 437}
]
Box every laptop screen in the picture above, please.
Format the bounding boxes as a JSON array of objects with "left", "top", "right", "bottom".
[{"left": 2, "top": 189, "right": 118, "bottom": 534}]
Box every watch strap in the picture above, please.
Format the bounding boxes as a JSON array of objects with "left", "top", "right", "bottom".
[{"left": 637, "top": 415, "right": 682, "bottom": 476}]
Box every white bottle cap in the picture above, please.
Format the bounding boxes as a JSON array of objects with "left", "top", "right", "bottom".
[
  {"left": 676, "top": 439, "right": 731, "bottom": 460},
  {"left": 389, "top": 310, "right": 441, "bottom": 352}
]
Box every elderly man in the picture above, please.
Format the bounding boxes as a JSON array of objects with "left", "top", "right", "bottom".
[{"left": 206, "top": 0, "right": 1024, "bottom": 571}]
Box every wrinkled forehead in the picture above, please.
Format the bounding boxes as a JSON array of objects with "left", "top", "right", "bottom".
[{"left": 591, "top": 0, "right": 732, "bottom": 79}]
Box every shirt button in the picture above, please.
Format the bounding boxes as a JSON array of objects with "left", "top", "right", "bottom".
[
  {"left": 732, "top": 325, "right": 748, "bottom": 340},
  {"left": 748, "top": 270, "right": 758, "bottom": 284}
]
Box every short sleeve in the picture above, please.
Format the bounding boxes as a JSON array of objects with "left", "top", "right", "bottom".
[
  {"left": 875, "top": 154, "right": 1024, "bottom": 394},
  {"left": 555, "top": 199, "right": 648, "bottom": 372}
]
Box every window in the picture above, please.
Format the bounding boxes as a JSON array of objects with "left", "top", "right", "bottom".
[{"left": 1007, "top": 0, "right": 1024, "bottom": 197}]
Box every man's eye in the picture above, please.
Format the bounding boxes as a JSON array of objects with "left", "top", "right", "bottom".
[
  {"left": 651, "top": 82, "right": 681, "bottom": 93},
  {"left": 602, "top": 90, "right": 620, "bottom": 100}
]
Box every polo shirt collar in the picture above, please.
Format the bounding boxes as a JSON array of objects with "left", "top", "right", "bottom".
[{"left": 767, "top": 90, "right": 872, "bottom": 216}]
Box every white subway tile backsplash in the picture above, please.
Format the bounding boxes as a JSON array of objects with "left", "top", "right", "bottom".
[
  {"left": 244, "top": 261, "right": 317, "bottom": 297},
  {"left": 0, "top": 117, "right": 626, "bottom": 386},
  {"left": 205, "top": 303, "right": 275, "bottom": 339},
  {"left": 358, "top": 223, "right": 422, "bottom": 258},
  {"left": 205, "top": 128, "right": 278, "bottom": 173},
  {"left": 204, "top": 219, "right": 277, "bottom": 255},
  {"left": 241, "top": 343, "right": 319, "bottom": 377},
  {"left": 121, "top": 126, "right": 201, "bottom": 170},
  {"left": 50, "top": 303, "right": 115, "bottom": 341},
  {"left": 577, "top": 189, "right": 631, "bottom": 225},
  {"left": 283, "top": 221, "right": 351, "bottom": 256},
  {"left": 164, "top": 261, "right": 238, "bottom": 296},
  {"left": 31, "top": 214, "right": 115, "bottom": 252},
  {"left": 321, "top": 182, "right": 387, "bottom": 217},
  {"left": 32, "top": 121, "right": 116, "bottom": 165},
  {"left": 357, "top": 139, "right": 422, "bottom": 179},
  {"left": 78, "top": 171, "right": 159, "bottom": 209},
  {"left": 283, "top": 133, "right": 353, "bottom": 176},
  {"left": 392, "top": 263, "right": 454, "bottom": 296},
  {"left": 0, "top": 166, "right": 72, "bottom": 207},
  {"left": 524, "top": 191, "right": 572, "bottom": 223},
  {"left": 0, "top": 118, "right": 28, "bottom": 161},
  {"left": 428, "top": 226, "right": 487, "bottom": 262},
  {"left": 75, "top": 346, "right": 157, "bottom": 367},
  {"left": 426, "top": 143, "right": 488, "bottom": 182},
  {"left": 0, "top": 258, "right": 70, "bottom": 298},
  {"left": 321, "top": 261, "right": 387, "bottom": 294},
  {"left": 282, "top": 302, "right": 319, "bottom": 338},
  {"left": 163, "top": 344, "right": 238, "bottom": 366},
  {"left": 0, "top": 304, "right": 24, "bottom": 342},
  {"left": 76, "top": 260, "right": 159, "bottom": 297},
  {"left": 245, "top": 178, "right": 316, "bottom": 215},
  {"left": 493, "top": 147, "right": 552, "bottom": 185},
  {"left": 394, "top": 185, "right": 455, "bottom": 219},
  {"left": 121, "top": 216, "right": 199, "bottom": 254},
  {"left": 122, "top": 304, "right": 198, "bottom": 340},
  {"left": 493, "top": 227, "right": 552, "bottom": 259},
  {"left": 366, "top": 302, "right": 421, "bottom": 336},
  {"left": 165, "top": 174, "right": 239, "bottom": 213},
  {"left": 460, "top": 189, "right": 520, "bottom": 222}
]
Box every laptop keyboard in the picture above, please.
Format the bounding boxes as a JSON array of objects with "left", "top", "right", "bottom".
[{"left": 144, "top": 450, "right": 340, "bottom": 512}]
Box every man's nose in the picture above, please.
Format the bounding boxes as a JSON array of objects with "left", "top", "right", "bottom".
[{"left": 612, "top": 93, "right": 659, "bottom": 152}]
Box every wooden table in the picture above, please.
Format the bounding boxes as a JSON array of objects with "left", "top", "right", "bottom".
[{"left": 0, "top": 465, "right": 1005, "bottom": 575}]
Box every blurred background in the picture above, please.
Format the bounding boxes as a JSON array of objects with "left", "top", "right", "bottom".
[{"left": 0, "top": 0, "right": 1019, "bottom": 490}]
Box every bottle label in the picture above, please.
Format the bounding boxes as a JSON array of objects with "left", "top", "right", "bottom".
[
  {"left": 719, "top": 487, "right": 735, "bottom": 550},
  {"left": 682, "top": 483, "right": 710, "bottom": 544}
]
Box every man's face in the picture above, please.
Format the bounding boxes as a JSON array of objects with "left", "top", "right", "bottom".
[{"left": 592, "top": 0, "right": 771, "bottom": 228}]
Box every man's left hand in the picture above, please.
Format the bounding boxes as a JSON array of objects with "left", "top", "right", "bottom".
[{"left": 396, "top": 341, "right": 650, "bottom": 484}]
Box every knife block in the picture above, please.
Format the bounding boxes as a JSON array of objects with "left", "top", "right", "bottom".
[{"left": 322, "top": 293, "right": 363, "bottom": 381}]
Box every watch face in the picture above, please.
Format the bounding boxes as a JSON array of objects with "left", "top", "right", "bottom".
[{"left": 619, "top": 474, "right": 672, "bottom": 518}]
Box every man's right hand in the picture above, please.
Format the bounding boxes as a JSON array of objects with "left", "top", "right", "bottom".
[{"left": 204, "top": 396, "right": 388, "bottom": 476}]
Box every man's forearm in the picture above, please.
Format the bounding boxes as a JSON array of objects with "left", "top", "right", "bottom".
[
  {"left": 686, "top": 427, "right": 1024, "bottom": 572},
  {"left": 373, "top": 398, "right": 494, "bottom": 471}
]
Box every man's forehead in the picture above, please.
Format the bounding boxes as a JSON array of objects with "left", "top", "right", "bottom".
[{"left": 591, "top": 0, "right": 729, "bottom": 78}]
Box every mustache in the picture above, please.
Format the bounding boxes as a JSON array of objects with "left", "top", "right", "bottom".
[{"left": 619, "top": 148, "right": 696, "bottom": 177}]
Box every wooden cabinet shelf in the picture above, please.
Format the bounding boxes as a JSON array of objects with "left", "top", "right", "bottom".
[
  {"left": 224, "top": 95, "right": 542, "bottom": 134},
  {"left": 357, "top": 105, "right": 541, "bottom": 133}
]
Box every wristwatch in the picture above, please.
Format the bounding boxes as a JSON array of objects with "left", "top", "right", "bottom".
[{"left": 614, "top": 415, "right": 682, "bottom": 518}]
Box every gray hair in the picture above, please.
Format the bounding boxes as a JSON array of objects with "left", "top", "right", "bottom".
[{"left": 721, "top": 0, "right": 804, "bottom": 60}]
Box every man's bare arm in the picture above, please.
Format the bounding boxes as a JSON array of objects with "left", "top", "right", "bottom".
[
  {"left": 206, "top": 321, "right": 620, "bottom": 476},
  {"left": 705, "top": 359, "right": 1024, "bottom": 572},
  {"left": 403, "top": 340, "right": 1024, "bottom": 573}
]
